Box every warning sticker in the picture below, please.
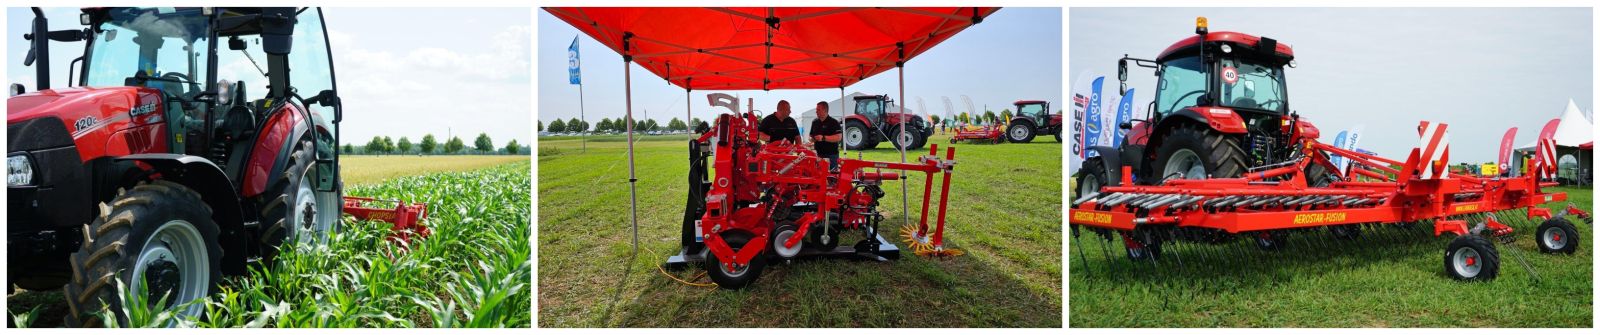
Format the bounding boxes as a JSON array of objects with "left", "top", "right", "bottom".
[{"left": 1221, "top": 66, "right": 1239, "bottom": 85}]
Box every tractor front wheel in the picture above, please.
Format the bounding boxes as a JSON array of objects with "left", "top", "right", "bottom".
[
  {"left": 1444, "top": 235, "right": 1500, "bottom": 281},
  {"left": 1536, "top": 217, "right": 1580, "bottom": 254},
  {"left": 888, "top": 125, "right": 923, "bottom": 150},
  {"left": 844, "top": 120, "right": 878, "bottom": 150},
  {"left": 706, "top": 232, "right": 766, "bottom": 289},
  {"left": 1007, "top": 122, "right": 1036, "bottom": 143},
  {"left": 64, "top": 180, "right": 222, "bottom": 327}
]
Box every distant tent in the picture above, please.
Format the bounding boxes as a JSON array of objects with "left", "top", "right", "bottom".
[{"left": 1512, "top": 99, "right": 1592, "bottom": 184}]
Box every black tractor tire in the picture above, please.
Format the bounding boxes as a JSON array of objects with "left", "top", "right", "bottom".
[
  {"left": 1054, "top": 131, "right": 1062, "bottom": 143},
  {"left": 808, "top": 213, "right": 842, "bottom": 251},
  {"left": 1254, "top": 231, "right": 1286, "bottom": 251},
  {"left": 705, "top": 231, "right": 767, "bottom": 289},
  {"left": 1075, "top": 157, "right": 1109, "bottom": 200},
  {"left": 888, "top": 124, "right": 921, "bottom": 150},
  {"left": 259, "top": 139, "right": 330, "bottom": 262},
  {"left": 1007, "top": 122, "right": 1037, "bottom": 143},
  {"left": 1151, "top": 123, "right": 1249, "bottom": 182},
  {"left": 64, "top": 180, "right": 223, "bottom": 327},
  {"left": 1306, "top": 163, "right": 1338, "bottom": 187},
  {"left": 1536, "top": 217, "right": 1580, "bottom": 254},
  {"left": 844, "top": 120, "right": 878, "bottom": 150},
  {"left": 1444, "top": 235, "right": 1500, "bottom": 281},
  {"left": 1329, "top": 224, "right": 1362, "bottom": 240}
]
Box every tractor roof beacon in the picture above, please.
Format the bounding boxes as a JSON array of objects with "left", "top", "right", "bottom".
[
  {"left": 1069, "top": 17, "right": 1587, "bottom": 283},
  {"left": 7, "top": 7, "right": 345, "bottom": 327}
]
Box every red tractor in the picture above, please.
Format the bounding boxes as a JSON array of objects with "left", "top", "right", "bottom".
[
  {"left": 1004, "top": 100, "right": 1062, "bottom": 143},
  {"left": 9, "top": 7, "right": 345, "bottom": 326},
  {"left": 1076, "top": 17, "right": 1325, "bottom": 205},
  {"left": 674, "top": 112, "right": 958, "bottom": 289},
  {"left": 842, "top": 94, "right": 933, "bottom": 151}
]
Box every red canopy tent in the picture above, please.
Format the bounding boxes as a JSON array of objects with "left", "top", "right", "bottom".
[{"left": 545, "top": 7, "right": 999, "bottom": 251}]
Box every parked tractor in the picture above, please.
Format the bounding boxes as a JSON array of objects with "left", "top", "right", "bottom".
[
  {"left": 8, "top": 7, "right": 347, "bottom": 326},
  {"left": 1005, "top": 100, "right": 1061, "bottom": 143},
  {"left": 842, "top": 94, "right": 933, "bottom": 150}
]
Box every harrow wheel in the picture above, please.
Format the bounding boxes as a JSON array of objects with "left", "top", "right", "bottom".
[
  {"left": 1329, "top": 224, "right": 1362, "bottom": 240},
  {"left": 1536, "top": 217, "right": 1580, "bottom": 254},
  {"left": 1253, "top": 231, "right": 1285, "bottom": 251},
  {"left": 1444, "top": 235, "right": 1500, "bottom": 281},
  {"left": 1121, "top": 231, "right": 1164, "bottom": 261},
  {"left": 771, "top": 224, "right": 803, "bottom": 260},
  {"left": 705, "top": 232, "right": 766, "bottom": 289}
]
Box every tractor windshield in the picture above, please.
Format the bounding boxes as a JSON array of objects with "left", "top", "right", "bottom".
[
  {"left": 1217, "top": 57, "right": 1287, "bottom": 113},
  {"left": 84, "top": 7, "right": 212, "bottom": 97},
  {"left": 856, "top": 97, "right": 886, "bottom": 122}
]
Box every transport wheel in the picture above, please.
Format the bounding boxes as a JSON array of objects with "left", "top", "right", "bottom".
[
  {"left": 889, "top": 125, "right": 919, "bottom": 150},
  {"left": 1536, "top": 217, "right": 1580, "bottom": 254},
  {"left": 1152, "top": 123, "right": 1248, "bottom": 182},
  {"left": 1254, "top": 231, "right": 1285, "bottom": 251},
  {"left": 1007, "top": 122, "right": 1036, "bottom": 143},
  {"left": 844, "top": 120, "right": 878, "bottom": 150},
  {"left": 260, "top": 139, "right": 338, "bottom": 262},
  {"left": 1444, "top": 235, "right": 1500, "bottom": 281},
  {"left": 64, "top": 180, "right": 222, "bottom": 327},
  {"left": 1075, "top": 157, "right": 1108, "bottom": 200},
  {"left": 1329, "top": 224, "right": 1362, "bottom": 240},
  {"left": 705, "top": 231, "right": 766, "bottom": 289},
  {"left": 771, "top": 224, "right": 803, "bottom": 260}
]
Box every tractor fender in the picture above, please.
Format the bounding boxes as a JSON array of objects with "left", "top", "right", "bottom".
[
  {"left": 1087, "top": 146, "right": 1124, "bottom": 186},
  {"left": 240, "top": 102, "right": 311, "bottom": 198},
  {"left": 844, "top": 114, "right": 873, "bottom": 128},
  {"left": 1009, "top": 117, "right": 1037, "bottom": 128},
  {"left": 113, "top": 154, "right": 250, "bottom": 275}
]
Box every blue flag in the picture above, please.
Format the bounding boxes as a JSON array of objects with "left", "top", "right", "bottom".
[
  {"left": 1112, "top": 88, "right": 1134, "bottom": 147},
  {"left": 568, "top": 36, "right": 582, "bottom": 85},
  {"left": 1083, "top": 77, "right": 1104, "bottom": 157}
]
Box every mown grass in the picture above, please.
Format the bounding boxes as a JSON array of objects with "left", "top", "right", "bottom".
[
  {"left": 340, "top": 155, "right": 527, "bottom": 185},
  {"left": 8, "top": 161, "right": 531, "bottom": 328},
  {"left": 1067, "top": 185, "right": 1593, "bottom": 327},
  {"left": 537, "top": 132, "right": 1062, "bottom": 327}
]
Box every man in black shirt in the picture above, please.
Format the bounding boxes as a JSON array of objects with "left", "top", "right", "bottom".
[
  {"left": 759, "top": 100, "right": 800, "bottom": 143},
  {"left": 809, "top": 101, "right": 843, "bottom": 169}
]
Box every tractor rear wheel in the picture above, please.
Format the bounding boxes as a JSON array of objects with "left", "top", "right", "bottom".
[
  {"left": 64, "top": 180, "right": 222, "bottom": 327},
  {"left": 1007, "top": 122, "right": 1036, "bottom": 143},
  {"left": 706, "top": 231, "right": 766, "bottom": 289},
  {"left": 1444, "top": 235, "right": 1500, "bottom": 281},
  {"left": 844, "top": 120, "right": 878, "bottom": 150},
  {"left": 1536, "top": 217, "right": 1579, "bottom": 254},
  {"left": 259, "top": 139, "right": 339, "bottom": 262},
  {"left": 1152, "top": 123, "right": 1248, "bottom": 182}
]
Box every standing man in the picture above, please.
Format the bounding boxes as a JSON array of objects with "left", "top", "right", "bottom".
[
  {"left": 759, "top": 100, "right": 801, "bottom": 143},
  {"left": 810, "top": 101, "right": 843, "bottom": 169}
]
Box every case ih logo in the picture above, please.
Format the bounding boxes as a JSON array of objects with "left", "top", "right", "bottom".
[
  {"left": 129, "top": 102, "right": 157, "bottom": 116},
  {"left": 73, "top": 116, "right": 99, "bottom": 132}
]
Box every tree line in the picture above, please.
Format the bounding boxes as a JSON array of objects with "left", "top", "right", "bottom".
[
  {"left": 540, "top": 117, "right": 704, "bottom": 133},
  {"left": 345, "top": 132, "right": 526, "bottom": 155}
]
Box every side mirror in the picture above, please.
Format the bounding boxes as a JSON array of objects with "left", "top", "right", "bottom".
[
  {"left": 10, "top": 83, "right": 25, "bottom": 96},
  {"left": 228, "top": 37, "right": 246, "bottom": 51},
  {"left": 1118, "top": 121, "right": 1132, "bottom": 130},
  {"left": 304, "top": 89, "right": 340, "bottom": 107},
  {"left": 1117, "top": 59, "right": 1128, "bottom": 81}
]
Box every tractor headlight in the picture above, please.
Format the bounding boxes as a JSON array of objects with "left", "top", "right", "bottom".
[{"left": 8, "top": 154, "right": 34, "bottom": 186}]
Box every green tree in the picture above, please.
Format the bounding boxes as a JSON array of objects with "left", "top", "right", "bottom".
[
  {"left": 474, "top": 133, "right": 494, "bottom": 153},
  {"left": 983, "top": 110, "right": 997, "bottom": 124},
  {"left": 668, "top": 118, "right": 686, "bottom": 131},
  {"left": 343, "top": 143, "right": 354, "bottom": 154},
  {"left": 567, "top": 118, "right": 586, "bottom": 133},
  {"left": 420, "top": 134, "right": 438, "bottom": 154},
  {"left": 691, "top": 118, "right": 704, "bottom": 130},
  {"left": 445, "top": 136, "right": 465, "bottom": 154},
  {"left": 999, "top": 109, "right": 1012, "bottom": 123},
  {"left": 397, "top": 137, "right": 413, "bottom": 154},
  {"left": 537, "top": 120, "right": 543, "bottom": 132},
  {"left": 381, "top": 136, "right": 394, "bottom": 153},
  {"left": 930, "top": 115, "right": 942, "bottom": 126},
  {"left": 504, "top": 139, "right": 521, "bottom": 155},
  {"left": 549, "top": 119, "right": 567, "bottom": 133},
  {"left": 365, "top": 136, "right": 385, "bottom": 155},
  {"left": 597, "top": 118, "right": 613, "bottom": 132}
]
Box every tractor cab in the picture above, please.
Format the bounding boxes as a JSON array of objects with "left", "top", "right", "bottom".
[{"left": 853, "top": 94, "right": 892, "bottom": 126}]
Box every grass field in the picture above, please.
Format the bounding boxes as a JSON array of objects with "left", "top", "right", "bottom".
[
  {"left": 537, "top": 133, "right": 1062, "bottom": 327},
  {"left": 9, "top": 160, "right": 531, "bottom": 327},
  {"left": 1067, "top": 183, "right": 1593, "bottom": 327},
  {"left": 340, "top": 155, "right": 527, "bottom": 185}
]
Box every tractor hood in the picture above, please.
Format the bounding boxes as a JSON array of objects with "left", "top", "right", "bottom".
[{"left": 8, "top": 86, "right": 163, "bottom": 133}]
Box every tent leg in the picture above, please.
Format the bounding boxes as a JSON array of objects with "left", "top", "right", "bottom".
[
  {"left": 625, "top": 60, "right": 639, "bottom": 254},
  {"left": 897, "top": 65, "right": 910, "bottom": 232}
]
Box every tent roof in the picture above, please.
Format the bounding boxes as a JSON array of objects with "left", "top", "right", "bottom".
[
  {"left": 546, "top": 7, "right": 1000, "bottom": 90},
  {"left": 1517, "top": 99, "right": 1594, "bottom": 149}
]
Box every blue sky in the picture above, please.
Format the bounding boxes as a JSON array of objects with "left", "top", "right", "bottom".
[
  {"left": 7, "top": 7, "right": 531, "bottom": 147},
  {"left": 537, "top": 7, "right": 1063, "bottom": 129},
  {"left": 1070, "top": 7, "right": 1593, "bottom": 165}
]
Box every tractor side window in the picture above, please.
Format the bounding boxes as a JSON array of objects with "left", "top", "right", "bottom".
[
  {"left": 856, "top": 99, "right": 883, "bottom": 121},
  {"left": 290, "top": 8, "right": 337, "bottom": 124},
  {"left": 215, "top": 36, "right": 271, "bottom": 103},
  {"left": 1153, "top": 56, "right": 1205, "bottom": 117}
]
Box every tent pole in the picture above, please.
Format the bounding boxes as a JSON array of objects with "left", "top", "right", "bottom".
[
  {"left": 897, "top": 56, "right": 910, "bottom": 234},
  {"left": 840, "top": 87, "right": 847, "bottom": 158},
  {"left": 624, "top": 36, "right": 639, "bottom": 255},
  {"left": 579, "top": 80, "right": 587, "bottom": 153}
]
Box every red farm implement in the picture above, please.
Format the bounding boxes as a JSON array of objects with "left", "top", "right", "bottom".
[
  {"left": 342, "top": 197, "right": 431, "bottom": 243},
  {"left": 950, "top": 124, "right": 1006, "bottom": 144},
  {"left": 1071, "top": 121, "right": 1587, "bottom": 280}
]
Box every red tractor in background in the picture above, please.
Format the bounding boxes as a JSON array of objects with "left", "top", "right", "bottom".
[
  {"left": 8, "top": 7, "right": 345, "bottom": 326},
  {"left": 1076, "top": 17, "right": 1325, "bottom": 203},
  {"left": 843, "top": 94, "right": 933, "bottom": 151},
  {"left": 1004, "top": 100, "right": 1062, "bottom": 143}
]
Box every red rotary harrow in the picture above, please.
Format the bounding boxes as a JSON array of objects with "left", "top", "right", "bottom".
[
  {"left": 950, "top": 124, "right": 1007, "bottom": 144},
  {"left": 1071, "top": 120, "right": 1588, "bottom": 280},
  {"left": 668, "top": 112, "right": 961, "bottom": 289}
]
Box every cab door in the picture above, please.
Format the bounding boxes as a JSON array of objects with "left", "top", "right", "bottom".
[{"left": 288, "top": 7, "right": 341, "bottom": 192}]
